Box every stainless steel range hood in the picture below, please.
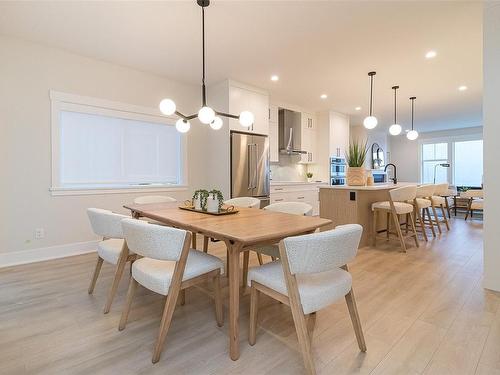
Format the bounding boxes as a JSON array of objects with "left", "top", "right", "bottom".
[{"left": 278, "top": 109, "right": 307, "bottom": 155}]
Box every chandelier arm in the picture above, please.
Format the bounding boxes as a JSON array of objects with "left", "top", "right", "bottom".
[
  {"left": 175, "top": 110, "right": 189, "bottom": 120},
  {"left": 184, "top": 113, "right": 199, "bottom": 120},
  {"left": 215, "top": 111, "right": 239, "bottom": 120}
]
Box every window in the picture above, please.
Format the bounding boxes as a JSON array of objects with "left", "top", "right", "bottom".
[
  {"left": 51, "top": 91, "right": 186, "bottom": 194},
  {"left": 419, "top": 135, "right": 483, "bottom": 187}
]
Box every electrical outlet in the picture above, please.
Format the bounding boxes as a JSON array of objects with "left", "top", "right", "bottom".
[{"left": 35, "top": 228, "right": 45, "bottom": 239}]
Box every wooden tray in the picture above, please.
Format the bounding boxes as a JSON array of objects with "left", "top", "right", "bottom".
[{"left": 178, "top": 205, "right": 239, "bottom": 216}]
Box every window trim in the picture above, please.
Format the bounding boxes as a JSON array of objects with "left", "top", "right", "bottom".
[{"left": 50, "top": 90, "right": 188, "bottom": 196}]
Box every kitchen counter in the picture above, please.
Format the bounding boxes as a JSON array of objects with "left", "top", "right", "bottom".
[
  {"left": 271, "top": 181, "right": 328, "bottom": 186},
  {"left": 319, "top": 182, "right": 419, "bottom": 247}
]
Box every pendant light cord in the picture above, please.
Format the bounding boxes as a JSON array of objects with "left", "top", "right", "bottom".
[
  {"left": 394, "top": 87, "right": 397, "bottom": 123},
  {"left": 369, "top": 75, "right": 373, "bottom": 116},
  {"left": 201, "top": 6, "right": 207, "bottom": 106},
  {"left": 410, "top": 97, "right": 416, "bottom": 130}
]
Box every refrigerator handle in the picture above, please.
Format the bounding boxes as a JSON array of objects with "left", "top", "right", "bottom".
[
  {"left": 253, "top": 143, "right": 259, "bottom": 189},
  {"left": 247, "top": 144, "right": 252, "bottom": 190}
]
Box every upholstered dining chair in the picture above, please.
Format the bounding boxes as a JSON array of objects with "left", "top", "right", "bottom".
[
  {"left": 461, "top": 189, "right": 484, "bottom": 220},
  {"left": 241, "top": 201, "right": 314, "bottom": 289},
  {"left": 118, "top": 218, "right": 224, "bottom": 364},
  {"left": 247, "top": 224, "right": 365, "bottom": 375},
  {"left": 87, "top": 208, "right": 136, "bottom": 314},
  {"left": 409, "top": 184, "right": 437, "bottom": 241},
  {"left": 430, "top": 183, "right": 451, "bottom": 232}
]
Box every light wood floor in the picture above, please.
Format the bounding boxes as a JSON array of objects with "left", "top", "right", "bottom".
[{"left": 1, "top": 218, "right": 499, "bottom": 375}]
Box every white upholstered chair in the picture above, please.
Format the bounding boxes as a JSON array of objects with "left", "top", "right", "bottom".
[
  {"left": 133, "top": 195, "right": 176, "bottom": 204},
  {"left": 430, "top": 183, "right": 451, "bottom": 231},
  {"left": 247, "top": 224, "right": 366, "bottom": 375},
  {"left": 461, "top": 189, "right": 484, "bottom": 221},
  {"left": 118, "top": 219, "right": 224, "bottom": 364},
  {"left": 87, "top": 208, "right": 136, "bottom": 314},
  {"left": 409, "top": 184, "right": 437, "bottom": 241},
  {"left": 372, "top": 185, "right": 419, "bottom": 252}
]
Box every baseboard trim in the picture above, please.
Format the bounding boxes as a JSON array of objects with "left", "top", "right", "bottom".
[{"left": 0, "top": 240, "right": 98, "bottom": 268}]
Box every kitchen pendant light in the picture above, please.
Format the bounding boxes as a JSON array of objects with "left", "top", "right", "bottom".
[
  {"left": 159, "top": 0, "right": 254, "bottom": 132},
  {"left": 388, "top": 85, "right": 402, "bottom": 136},
  {"left": 363, "top": 71, "right": 378, "bottom": 129},
  {"left": 406, "top": 96, "right": 419, "bottom": 140}
]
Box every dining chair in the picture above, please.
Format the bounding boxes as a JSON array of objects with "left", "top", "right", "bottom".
[
  {"left": 241, "top": 202, "right": 313, "bottom": 289},
  {"left": 133, "top": 195, "right": 176, "bottom": 204},
  {"left": 372, "top": 185, "right": 419, "bottom": 252},
  {"left": 431, "top": 183, "right": 451, "bottom": 231},
  {"left": 87, "top": 208, "right": 137, "bottom": 314},
  {"left": 409, "top": 184, "right": 437, "bottom": 241},
  {"left": 461, "top": 189, "right": 484, "bottom": 220},
  {"left": 247, "top": 224, "right": 365, "bottom": 375},
  {"left": 118, "top": 218, "right": 224, "bottom": 364}
]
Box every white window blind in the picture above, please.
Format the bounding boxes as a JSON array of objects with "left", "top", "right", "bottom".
[{"left": 59, "top": 110, "right": 182, "bottom": 188}]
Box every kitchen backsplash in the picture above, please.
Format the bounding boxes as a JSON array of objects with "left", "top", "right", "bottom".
[{"left": 270, "top": 154, "right": 307, "bottom": 181}]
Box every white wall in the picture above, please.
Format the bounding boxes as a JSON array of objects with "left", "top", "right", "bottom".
[
  {"left": 483, "top": 3, "right": 500, "bottom": 292},
  {"left": 0, "top": 36, "right": 207, "bottom": 265},
  {"left": 350, "top": 125, "right": 389, "bottom": 170},
  {"left": 389, "top": 126, "right": 483, "bottom": 183}
]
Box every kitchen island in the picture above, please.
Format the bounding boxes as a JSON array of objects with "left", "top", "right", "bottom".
[{"left": 319, "top": 183, "right": 417, "bottom": 247}]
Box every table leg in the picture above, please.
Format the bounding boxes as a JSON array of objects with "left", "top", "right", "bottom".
[
  {"left": 225, "top": 240, "right": 243, "bottom": 361},
  {"left": 445, "top": 196, "right": 451, "bottom": 219},
  {"left": 454, "top": 196, "right": 457, "bottom": 216}
]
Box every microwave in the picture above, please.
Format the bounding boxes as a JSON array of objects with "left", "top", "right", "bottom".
[{"left": 372, "top": 170, "right": 387, "bottom": 184}]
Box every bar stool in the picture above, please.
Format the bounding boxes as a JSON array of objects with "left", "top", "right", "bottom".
[
  {"left": 409, "top": 184, "right": 437, "bottom": 242},
  {"left": 372, "top": 185, "right": 419, "bottom": 252},
  {"left": 431, "top": 183, "right": 451, "bottom": 232}
]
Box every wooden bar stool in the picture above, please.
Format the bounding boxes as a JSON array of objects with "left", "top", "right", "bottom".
[
  {"left": 372, "top": 185, "right": 419, "bottom": 252},
  {"left": 431, "top": 183, "right": 451, "bottom": 232},
  {"left": 409, "top": 184, "right": 437, "bottom": 241}
]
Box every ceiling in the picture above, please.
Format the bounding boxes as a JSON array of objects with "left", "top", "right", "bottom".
[{"left": 0, "top": 1, "right": 483, "bottom": 132}]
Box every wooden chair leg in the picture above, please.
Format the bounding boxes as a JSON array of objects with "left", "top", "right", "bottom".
[
  {"left": 372, "top": 210, "right": 378, "bottom": 247},
  {"left": 271, "top": 256, "right": 277, "bottom": 261},
  {"left": 440, "top": 205, "right": 450, "bottom": 230},
  {"left": 416, "top": 207, "right": 428, "bottom": 242},
  {"left": 119, "top": 278, "right": 138, "bottom": 331},
  {"left": 88, "top": 256, "right": 104, "bottom": 294},
  {"left": 386, "top": 212, "right": 390, "bottom": 239},
  {"left": 213, "top": 273, "right": 223, "bottom": 327},
  {"left": 431, "top": 205, "right": 442, "bottom": 234},
  {"left": 409, "top": 211, "right": 419, "bottom": 247},
  {"left": 152, "top": 284, "right": 181, "bottom": 363},
  {"left": 203, "top": 236, "right": 209, "bottom": 253},
  {"left": 425, "top": 208, "right": 436, "bottom": 237},
  {"left": 257, "top": 253, "right": 264, "bottom": 265},
  {"left": 178, "top": 289, "right": 186, "bottom": 306},
  {"left": 345, "top": 288, "right": 367, "bottom": 352},
  {"left": 242, "top": 251, "right": 250, "bottom": 290},
  {"left": 405, "top": 213, "right": 409, "bottom": 235},
  {"left": 392, "top": 212, "right": 407, "bottom": 253},
  {"left": 290, "top": 301, "right": 316, "bottom": 375},
  {"left": 103, "top": 255, "right": 128, "bottom": 314},
  {"left": 248, "top": 284, "right": 259, "bottom": 346},
  {"left": 191, "top": 232, "right": 197, "bottom": 249}
]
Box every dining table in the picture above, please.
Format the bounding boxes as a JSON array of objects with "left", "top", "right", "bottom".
[{"left": 123, "top": 201, "right": 332, "bottom": 361}]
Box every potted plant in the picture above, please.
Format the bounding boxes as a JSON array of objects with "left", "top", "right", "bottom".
[
  {"left": 207, "top": 189, "right": 224, "bottom": 213},
  {"left": 192, "top": 189, "right": 209, "bottom": 210},
  {"left": 345, "top": 140, "right": 369, "bottom": 186},
  {"left": 306, "top": 172, "right": 313, "bottom": 183}
]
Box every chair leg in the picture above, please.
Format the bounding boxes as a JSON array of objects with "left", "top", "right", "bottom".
[
  {"left": 103, "top": 255, "right": 128, "bottom": 314},
  {"left": 386, "top": 212, "right": 390, "bottom": 240},
  {"left": 372, "top": 210, "right": 378, "bottom": 247},
  {"left": 178, "top": 289, "right": 186, "bottom": 306},
  {"left": 405, "top": 213, "right": 409, "bottom": 235},
  {"left": 416, "top": 207, "right": 428, "bottom": 242},
  {"left": 440, "top": 205, "right": 450, "bottom": 230},
  {"left": 257, "top": 253, "right": 264, "bottom": 266},
  {"left": 213, "top": 273, "right": 223, "bottom": 327},
  {"left": 191, "top": 232, "right": 197, "bottom": 249},
  {"left": 248, "top": 284, "right": 259, "bottom": 346},
  {"left": 409, "top": 211, "right": 419, "bottom": 247},
  {"left": 119, "top": 278, "right": 138, "bottom": 331},
  {"left": 425, "top": 208, "right": 436, "bottom": 237},
  {"left": 345, "top": 288, "right": 367, "bottom": 352},
  {"left": 203, "top": 236, "right": 209, "bottom": 253},
  {"left": 242, "top": 251, "right": 250, "bottom": 290},
  {"left": 431, "top": 205, "right": 442, "bottom": 234},
  {"left": 88, "top": 256, "right": 104, "bottom": 294},
  {"left": 392, "top": 212, "right": 407, "bottom": 253},
  {"left": 152, "top": 285, "right": 181, "bottom": 363},
  {"left": 290, "top": 300, "right": 316, "bottom": 375}
]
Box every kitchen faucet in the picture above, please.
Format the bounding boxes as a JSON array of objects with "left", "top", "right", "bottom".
[{"left": 384, "top": 163, "right": 398, "bottom": 184}]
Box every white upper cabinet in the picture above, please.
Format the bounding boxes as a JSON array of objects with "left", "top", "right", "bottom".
[
  {"left": 300, "top": 112, "right": 316, "bottom": 164},
  {"left": 329, "top": 111, "right": 349, "bottom": 158},
  {"left": 228, "top": 82, "right": 269, "bottom": 135},
  {"left": 268, "top": 105, "right": 279, "bottom": 162}
]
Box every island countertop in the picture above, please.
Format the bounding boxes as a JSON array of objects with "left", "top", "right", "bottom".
[{"left": 320, "top": 182, "right": 417, "bottom": 191}]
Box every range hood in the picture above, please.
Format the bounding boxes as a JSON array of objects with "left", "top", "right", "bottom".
[{"left": 278, "top": 109, "right": 307, "bottom": 155}]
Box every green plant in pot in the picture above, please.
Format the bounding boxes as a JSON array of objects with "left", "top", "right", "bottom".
[
  {"left": 345, "top": 140, "right": 369, "bottom": 186},
  {"left": 306, "top": 172, "right": 313, "bottom": 183},
  {"left": 192, "top": 189, "right": 209, "bottom": 210},
  {"left": 207, "top": 189, "right": 224, "bottom": 213}
]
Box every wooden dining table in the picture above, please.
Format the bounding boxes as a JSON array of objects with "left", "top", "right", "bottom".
[{"left": 123, "top": 201, "right": 332, "bottom": 361}]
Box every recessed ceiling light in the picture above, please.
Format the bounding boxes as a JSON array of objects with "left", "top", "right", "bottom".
[
  {"left": 355, "top": 106, "right": 361, "bottom": 111},
  {"left": 270, "top": 75, "right": 279, "bottom": 82},
  {"left": 320, "top": 94, "right": 328, "bottom": 99},
  {"left": 458, "top": 85, "right": 468, "bottom": 91},
  {"left": 425, "top": 50, "right": 437, "bottom": 59}
]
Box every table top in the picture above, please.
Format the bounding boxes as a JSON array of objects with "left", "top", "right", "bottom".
[{"left": 124, "top": 202, "right": 332, "bottom": 246}]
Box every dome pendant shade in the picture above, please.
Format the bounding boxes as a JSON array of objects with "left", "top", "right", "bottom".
[
  {"left": 363, "top": 71, "right": 378, "bottom": 129},
  {"left": 159, "top": 0, "right": 253, "bottom": 133},
  {"left": 389, "top": 124, "right": 402, "bottom": 135},
  {"left": 406, "top": 130, "right": 419, "bottom": 140},
  {"left": 389, "top": 85, "right": 402, "bottom": 136}
]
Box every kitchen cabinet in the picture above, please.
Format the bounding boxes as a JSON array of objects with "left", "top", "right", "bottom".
[
  {"left": 269, "top": 105, "right": 279, "bottom": 162},
  {"left": 329, "top": 111, "right": 349, "bottom": 158},
  {"left": 270, "top": 182, "right": 327, "bottom": 216},
  {"left": 228, "top": 82, "right": 269, "bottom": 135},
  {"left": 300, "top": 112, "right": 316, "bottom": 164}
]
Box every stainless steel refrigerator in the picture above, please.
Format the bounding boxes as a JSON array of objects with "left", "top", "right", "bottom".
[{"left": 230, "top": 131, "right": 270, "bottom": 207}]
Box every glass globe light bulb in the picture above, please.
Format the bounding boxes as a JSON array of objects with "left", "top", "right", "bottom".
[
  {"left": 175, "top": 119, "right": 190, "bottom": 133},
  {"left": 159, "top": 98, "right": 176, "bottom": 116},
  {"left": 198, "top": 106, "right": 216, "bottom": 124},
  {"left": 406, "top": 129, "right": 419, "bottom": 140},
  {"left": 389, "top": 123, "right": 402, "bottom": 136},
  {"left": 210, "top": 116, "right": 223, "bottom": 130},
  {"left": 363, "top": 116, "right": 378, "bottom": 129},
  {"left": 239, "top": 111, "right": 254, "bottom": 127}
]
